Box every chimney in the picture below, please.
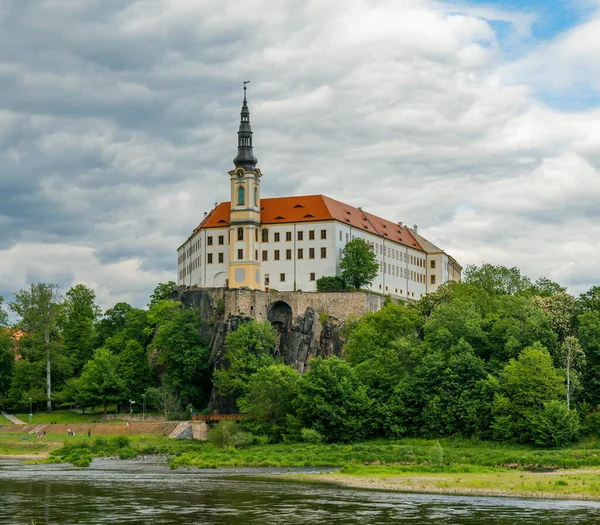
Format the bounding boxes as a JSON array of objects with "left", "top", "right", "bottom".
[
  {"left": 397, "top": 222, "right": 403, "bottom": 228},
  {"left": 413, "top": 224, "right": 418, "bottom": 234},
  {"left": 204, "top": 212, "right": 208, "bottom": 219}
]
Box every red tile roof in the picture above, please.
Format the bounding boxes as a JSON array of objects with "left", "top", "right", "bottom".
[{"left": 188, "top": 195, "right": 423, "bottom": 251}]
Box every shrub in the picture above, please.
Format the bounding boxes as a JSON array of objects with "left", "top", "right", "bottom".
[
  {"left": 532, "top": 401, "right": 579, "bottom": 447},
  {"left": 117, "top": 447, "right": 138, "bottom": 460},
  {"left": 208, "top": 420, "right": 254, "bottom": 448},
  {"left": 316, "top": 276, "right": 346, "bottom": 292},
  {"left": 428, "top": 441, "right": 444, "bottom": 466},
  {"left": 110, "top": 436, "right": 130, "bottom": 448},
  {"left": 300, "top": 428, "right": 324, "bottom": 444}
]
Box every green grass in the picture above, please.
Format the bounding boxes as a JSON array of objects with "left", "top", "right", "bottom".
[
  {"left": 0, "top": 413, "right": 14, "bottom": 425},
  {"left": 169, "top": 437, "right": 600, "bottom": 471},
  {"left": 13, "top": 410, "right": 106, "bottom": 425}
]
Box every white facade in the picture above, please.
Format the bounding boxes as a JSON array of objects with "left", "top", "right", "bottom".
[{"left": 177, "top": 216, "right": 452, "bottom": 301}]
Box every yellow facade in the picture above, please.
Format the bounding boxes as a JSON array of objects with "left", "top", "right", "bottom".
[{"left": 227, "top": 167, "right": 263, "bottom": 290}]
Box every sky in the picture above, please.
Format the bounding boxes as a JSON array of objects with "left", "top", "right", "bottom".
[{"left": 1, "top": 0, "right": 600, "bottom": 314}]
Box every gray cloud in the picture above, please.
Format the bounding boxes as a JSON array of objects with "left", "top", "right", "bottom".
[{"left": 1, "top": 0, "right": 600, "bottom": 311}]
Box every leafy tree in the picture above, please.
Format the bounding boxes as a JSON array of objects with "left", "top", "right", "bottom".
[
  {"left": 293, "top": 357, "right": 371, "bottom": 442},
  {"left": 237, "top": 364, "right": 299, "bottom": 440},
  {"left": 316, "top": 276, "right": 346, "bottom": 291},
  {"left": 0, "top": 328, "right": 15, "bottom": 407},
  {"left": 0, "top": 295, "right": 8, "bottom": 327},
  {"left": 463, "top": 264, "right": 532, "bottom": 296},
  {"left": 147, "top": 302, "right": 209, "bottom": 407},
  {"left": 149, "top": 281, "right": 178, "bottom": 308},
  {"left": 530, "top": 277, "right": 567, "bottom": 298},
  {"left": 387, "top": 339, "right": 491, "bottom": 438},
  {"left": 60, "top": 284, "right": 101, "bottom": 376},
  {"left": 534, "top": 293, "right": 576, "bottom": 343},
  {"left": 491, "top": 344, "right": 564, "bottom": 442},
  {"left": 577, "top": 311, "right": 600, "bottom": 405},
  {"left": 118, "top": 340, "right": 155, "bottom": 404},
  {"left": 213, "top": 321, "right": 277, "bottom": 399},
  {"left": 576, "top": 286, "right": 600, "bottom": 317},
  {"left": 76, "top": 348, "right": 124, "bottom": 413},
  {"left": 340, "top": 238, "right": 379, "bottom": 290},
  {"left": 94, "top": 302, "right": 134, "bottom": 348},
  {"left": 7, "top": 358, "right": 46, "bottom": 408},
  {"left": 9, "top": 283, "right": 62, "bottom": 412}
]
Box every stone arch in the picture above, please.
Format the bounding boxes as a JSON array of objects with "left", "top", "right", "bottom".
[{"left": 267, "top": 300, "right": 293, "bottom": 333}]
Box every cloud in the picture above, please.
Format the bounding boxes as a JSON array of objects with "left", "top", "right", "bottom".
[{"left": 1, "top": 0, "right": 599, "bottom": 312}]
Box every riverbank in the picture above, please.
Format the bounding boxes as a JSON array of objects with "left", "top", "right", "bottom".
[{"left": 290, "top": 466, "right": 600, "bottom": 501}]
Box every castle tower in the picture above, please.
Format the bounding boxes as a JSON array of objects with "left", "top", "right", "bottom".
[{"left": 228, "top": 83, "right": 262, "bottom": 290}]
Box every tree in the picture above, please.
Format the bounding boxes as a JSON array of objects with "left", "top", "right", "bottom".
[
  {"left": 530, "top": 277, "right": 567, "bottom": 298},
  {"left": 149, "top": 281, "right": 178, "bottom": 308},
  {"left": 463, "top": 264, "right": 532, "bottom": 296},
  {"left": 237, "top": 364, "right": 299, "bottom": 439},
  {"left": 558, "top": 336, "right": 585, "bottom": 408},
  {"left": 147, "top": 301, "right": 210, "bottom": 407},
  {"left": 76, "top": 348, "right": 124, "bottom": 413},
  {"left": 60, "top": 284, "right": 101, "bottom": 376},
  {"left": 0, "top": 295, "right": 8, "bottom": 327},
  {"left": 147, "top": 386, "right": 182, "bottom": 420},
  {"left": 491, "top": 344, "right": 564, "bottom": 442},
  {"left": 531, "top": 401, "right": 579, "bottom": 447},
  {"left": 0, "top": 329, "right": 15, "bottom": 407},
  {"left": 9, "top": 283, "right": 62, "bottom": 413},
  {"left": 577, "top": 311, "right": 600, "bottom": 405},
  {"left": 340, "top": 238, "right": 379, "bottom": 290},
  {"left": 294, "top": 357, "right": 371, "bottom": 442},
  {"left": 534, "top": 293, "right": 576, "bottom": 343},
  {"left": 213, "top": 321, "right": 277, "bottom": 398}
]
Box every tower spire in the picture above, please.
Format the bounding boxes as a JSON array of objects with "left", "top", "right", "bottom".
[{"left": 233, "top": 81, "right": 258, "bottom": 169}]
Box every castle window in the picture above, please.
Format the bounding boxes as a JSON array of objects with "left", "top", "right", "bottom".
[
  {"left": 320, "top": 229, "right": 327, "bottom": 239},
  {"left": 262, "top": 250, "right": 268, "bottom": 261},
  {"left": 237, "top": 185, "right": 245, "bottom": 205},
  {"left": 309, "top": 230, "right": 315, "bottom": 240},
  {"left": 286, "top": 231, "right": 292, "bottom": 242},
  {"left": 218, "top": 235, "right": 224, "bottom": 245},
  {"left": 237, "top": 249, "right": 243, "bottom": 260},
  {"left": 262, "top": 229, "right": 269, "bottom": 243},
  {"left": 274, "top": 232, "right": 280, "bottom": 242},
  {"left": 430, "top": 260, "right": 435, "bottom": 269},
  {"left": 297, "top": 231, "right": 303, "bottom": 241},
  {"left": 280, "top": 273, "right": 286, "bottom": 282},
  {"left": 237, "top": 228, "right": 244, "bottom": 241},
  {"left": 207, "top": 236, "right": 213, "bottom": 246},
  {"left": 218, "top": 253, "right": 224, "bottom": 264},
  {"left": 207, "top": 253, "right": 213, "bottom": 264},
  {"left": 286, "top": 249, "right": 292, "bottom": 260},
  {"left": 309, "top": 248, "right": 315, "bottom": 259},
  {"left": 310, "top": 272, "right": 316, "bottom": 281},
  {"left": 265, "top": 274, "right": 270, "bottom": 285},
  {"left": 298, "top": 248, "right": 304, "bottom": 259},
  {"left": 274, "top": 250, "right": 280, "bottom": 261},
  {"left": 320, "top": 247, "right": 327, "bottom": 258}
]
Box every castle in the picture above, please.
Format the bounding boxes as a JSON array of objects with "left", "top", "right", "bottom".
[{"left": 177, "top": 87, "right": 461, "bottom": 301}]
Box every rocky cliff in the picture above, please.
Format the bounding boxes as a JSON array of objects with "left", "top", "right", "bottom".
[{"left": 171, "top": 287, "right": 346, "bottom": 413}]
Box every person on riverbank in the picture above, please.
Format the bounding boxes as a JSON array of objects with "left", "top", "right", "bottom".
[
  {"left": 88, "top": 429, "right": 91, "bottom": 438},
  {"left": 67, "top": 428, "right": 72, "bottom": 436}
]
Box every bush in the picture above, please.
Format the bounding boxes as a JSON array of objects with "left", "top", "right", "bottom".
[
  {"left": 208, "top": 420, "right": 255, "bottom": 448},
  {"left": 428, "top": 441, "right": 444, "bottom": 466},
  {"left": 532, "top": 401, "right": 579, "bottom": 447},
  {"left": 300, "top": 428, "right": 324, "bottom": 444},
  {"left": 117, "top": 447, "right": 138, "bottom": 460},
  {"left": 110, "top": 436, "right": 131, "bottom": 448},
  {"left": 316, "top": 276, "right": 346, "bottom": 292}
]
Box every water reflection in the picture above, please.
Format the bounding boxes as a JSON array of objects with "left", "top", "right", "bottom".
[{"left": 1, "top": 459, "right": 599, "bottom": 524}]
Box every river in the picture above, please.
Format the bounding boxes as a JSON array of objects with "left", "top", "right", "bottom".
[{"left": 1, "top": 459, "right": 599, "bottom": 524}]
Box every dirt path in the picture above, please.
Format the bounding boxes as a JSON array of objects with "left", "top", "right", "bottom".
[{"left": 0, "top": 411, "right": 26, "bottom": 425}]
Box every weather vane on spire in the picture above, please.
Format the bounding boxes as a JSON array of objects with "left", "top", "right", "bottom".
[{"left": 243, "top": 80, "right": 250, "bottom": 101}]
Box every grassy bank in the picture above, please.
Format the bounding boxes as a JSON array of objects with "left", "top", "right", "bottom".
[
  {"left": 169, "top": 438, "right": 600, "bottom": 470},
  {"left": 296, "top": 466, "right": 600, "bottom": 500},
  {"left": 13, "top": 410, "right": 107, "bottom": 425}
]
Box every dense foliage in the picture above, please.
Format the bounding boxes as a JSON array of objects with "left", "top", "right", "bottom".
[{"left": 3, "top": 264, "right": 600, "bottom": 449}]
